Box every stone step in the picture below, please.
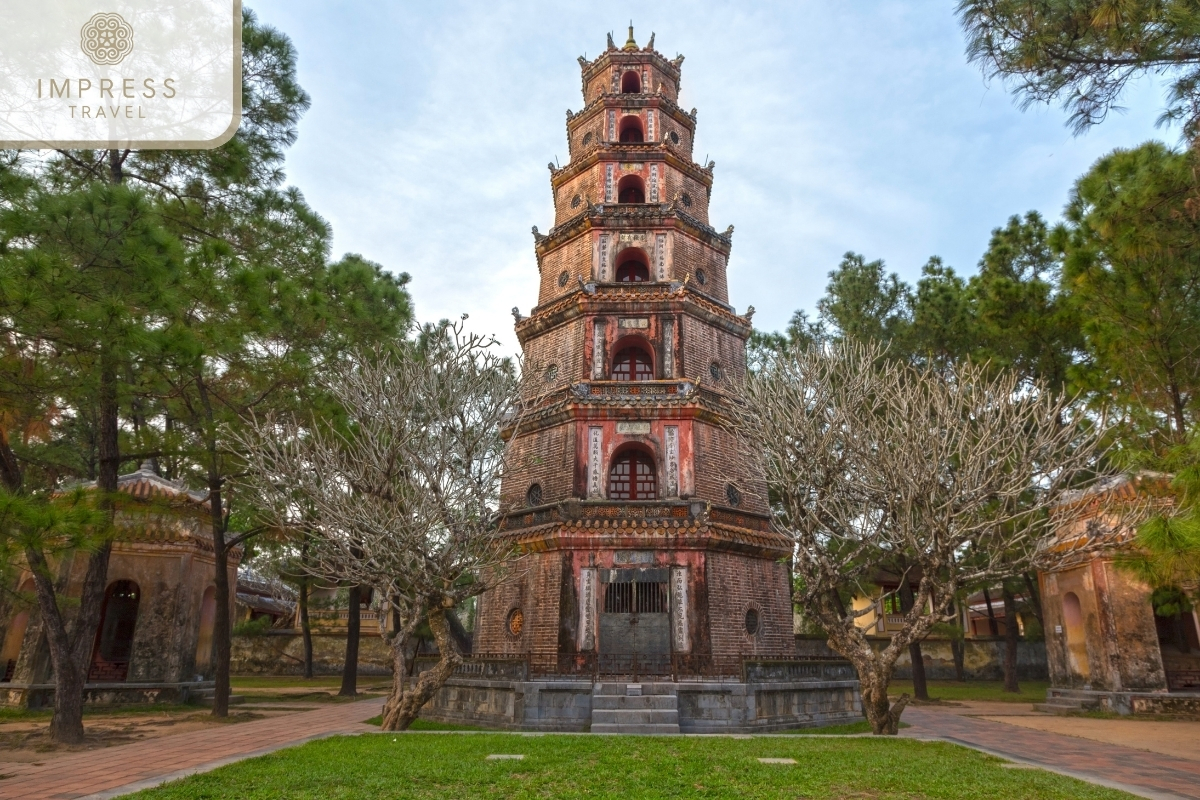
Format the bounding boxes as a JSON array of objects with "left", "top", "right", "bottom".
[
  {"left": 590, "top": 722, "right": 680, "bottom": 735},
  {"left": 592, "top": 694, "right": 678, "bottom": 711},
  {"left": 593, "top": 682, "right": 676, "bottom": 696},
  {"left": 1033, "top": 700, "right": 1087, "bottom": 715},
  {"left": 591, "top": 708, "right": 679, "bottom": 726}
]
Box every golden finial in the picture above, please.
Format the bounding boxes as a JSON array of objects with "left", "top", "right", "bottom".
[{"left": 624, "top": 22, "right": 638, "bottom": 50}]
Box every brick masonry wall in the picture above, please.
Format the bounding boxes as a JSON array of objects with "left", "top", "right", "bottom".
[
  {"left": 705, "top": 552, "right": 794, "bottom": 663},
  {"left": 474, "top": 553, "right": 563, "bottom": 671},
  {"left": 662, "top": 169, "right": 712, "bottom": 226},
  {"left": 521, "top": 317, "right": 586, "bottom": 388},
  {"left": 670, "top": 232, "right": 729, "bottom": 305},
  {"left": 693, "top": 421, "right": 767, "bottom": 513},
  {"left": 536, "top": 235, "right": 592, "bottom": 306},
  {"left": 680, "top": 314, "right": 745, "bottom": 384},
  {"left": 502, "top": 424, "right": 573, "bottom": 508}
]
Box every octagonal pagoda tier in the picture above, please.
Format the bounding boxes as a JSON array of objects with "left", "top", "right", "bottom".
[{"left": 475, "top": 28, "right": 795, "bottom": 679}]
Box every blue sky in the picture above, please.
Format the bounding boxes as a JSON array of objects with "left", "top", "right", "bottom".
[{"left": 250, "top": 0, "right": 1170, "bottom": 351}]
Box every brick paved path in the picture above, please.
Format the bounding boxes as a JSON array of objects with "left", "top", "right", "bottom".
[
  {"left": 902, "top": 706, "right": 1200, "bottom": 800},
  {"left": 0, "top": 696, "right": 384, "bottom": 800}
]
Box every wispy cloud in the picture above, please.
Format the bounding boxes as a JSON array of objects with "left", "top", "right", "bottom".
[{"left": 253, "top": 0, "right": 1168, "bottom": 348}]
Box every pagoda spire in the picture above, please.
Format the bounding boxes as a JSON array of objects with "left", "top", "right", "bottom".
[{"left": 624, "top": 22, "right": 638, "bottom": 51}]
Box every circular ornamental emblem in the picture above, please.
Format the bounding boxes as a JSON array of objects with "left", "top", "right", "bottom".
[{"left": 81, "top": 13, "right": 134, "bottom": 66}]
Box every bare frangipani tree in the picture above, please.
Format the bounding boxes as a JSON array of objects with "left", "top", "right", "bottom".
[
  {"left": 730, "top": 341, "right": 1111, "bottom": 735},
  {"left": 234, "top": 321, "right": 524, "bottom": 730}
]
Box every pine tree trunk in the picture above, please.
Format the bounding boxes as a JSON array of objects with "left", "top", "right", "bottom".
[
  {"left": 951, "top": 599, "right": 966, "bottom": 682},
  {"left": 339, "top": 585, "right": 361, "bottom": 697},
  {"left": 1002, "top": 585, "right": 1020, "bottom": 693},
  {"left": 898, "top": 579, "right": 928, "bottom": 701},
  {"left": 1022, "top": 573, "right": 1044, "bottom": 631},
  {"left": 195, "top": 373, "right": 231, "bottom": 718},
  {"left": 299, "top": 577, "right": 313, "bottom": 679},
  {"left": 209, "top": 483, "right": 231, "bottom": 717},
  {"left": 982, "top": 587, "right": 1000, "bottom": 636},
  {"left": 42, "top": 347, "right": 120, "bottom": 743}
]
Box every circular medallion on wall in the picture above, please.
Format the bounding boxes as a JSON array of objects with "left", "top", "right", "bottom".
[
  {"left": 669, "top": 130, "right": 680, "bottom": 145},
  {"left": 745, "top": 607, "right": 760, "bottom": 636},
  {"left": 695, "top": 268, "right": 707, "bottom": 285},
  {"left": 571, "top": 193, "right": 582, "bottom": 209},
  {"left": 526, "top": 483, "right": 543, "bottom": 506},
  {"left": 680, "top": 192, "right": 692, "bottom": 207},
  {"left": 709, "top": 361, "right": 722, "bottom": 382},
  {"left": 543, "top": 363, "right": 559, "bottom": 382},
  {"left": 558, "top": 270, "right": 570, "bottom": 287},
  {"left": 582, "top": 131, "right": 593, "bottom": 147},
  {"left": 507, "top": 607, "right": 525, "bottom": 637},
  {"left": 725, "top": 483, "right": 742, "bottom": 507}
]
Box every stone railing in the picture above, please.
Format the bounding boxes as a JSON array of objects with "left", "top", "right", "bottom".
[
  {"left": 742, "top": 658, "right": 858, "bottom": 684},
  {"left": 415, "top": 655, "right": 529, "bottom": 681},
  {"left": 498, "top": 498, "right": 773, "bottom": 534}
]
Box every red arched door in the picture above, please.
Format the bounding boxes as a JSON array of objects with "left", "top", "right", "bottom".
[
  {"left": 611, "top": 346, "right": 653, "bottom": 381},
  {"left": 89, "top": 580, "right": 140, "bottom": 682},
  {"left": 608, "top": 450, "right": 657, "bottom": 500}
]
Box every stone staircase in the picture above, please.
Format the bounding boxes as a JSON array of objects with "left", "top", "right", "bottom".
[
  {"left": 1034, "top": 688, "right": 1100, "bottom": 715},
  {"left": 590, "top": 682, "right": 679, "bottom": 734}
]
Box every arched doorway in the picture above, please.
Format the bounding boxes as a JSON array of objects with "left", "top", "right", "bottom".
[
  {"left": 621, "top": 70, "right": 641, "bottom": 94},
  {"left": 608, "top": 447, "right": 657, "bottom": 500},
  {"left": 194, "top": 586, "right": 217, "bottom": 673},
  {"left": 89, "top": 580, "right": 141, "bottom": 682},
  {"left": 611, "top": 342, "right": 654, "bottom": 382},
  {"left": 616, "top": 175, "right": 645, "bottom": 204},
  {"left": 615, "top": 248, "right": 650, "bottom": 282},
  {"left": 1062, "top": 591, "right": 1090, "bottom": 680},
  {"left": 618, "top": 116, "right": 644, "bottom": 143},
  {"left": 0, "top": 579, "right": 35, "bottom": 682}
]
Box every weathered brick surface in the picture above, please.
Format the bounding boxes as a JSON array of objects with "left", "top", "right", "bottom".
[
  {"left": 502, "top": 424, "right": 573, "bottom": 508},
  {"left": 704, "top": 552, "right": 795, "bottom": 663},
  {"left": 679, "top": 313, "right": 745, "bottom": 383}
]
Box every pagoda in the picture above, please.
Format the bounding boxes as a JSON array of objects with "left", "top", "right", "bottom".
[
  {"left": 473, "top": 25, "right": 797, "bottom": 677},
  {"left": 440, "top": 29, "right": 859, "bottom": 732}
]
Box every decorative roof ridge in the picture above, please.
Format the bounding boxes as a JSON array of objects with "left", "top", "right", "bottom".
[
  {"left": 60, "top": 464, "right": 210, "bottom": 507},
  {"left": 517, "top": 283, "right": 749, "bottom": 332}
]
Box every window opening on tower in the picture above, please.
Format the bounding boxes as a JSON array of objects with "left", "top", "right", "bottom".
[
  {"left": 608, "top": 448, "right": 657, "bottom": 500},
  {"left": 617, "top": 174, "right": 645, "bottom": 204},
  {"left": 619, "top": 116, "right": 644, "bottom": 143},
  {"left": 621, "top": 71, "right": 641, "bottom": 94},
  {"left": 615, "top": 248, "right": 650, "bottom": 282},
  {"left": 611, "top": 345, "right": 654, "bottom": 381}
]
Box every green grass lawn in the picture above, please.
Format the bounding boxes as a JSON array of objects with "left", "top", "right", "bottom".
[
  {"left": 888, "top": 679, "right": 1049, "bottom": 704},
  {"left": 361, "top": 717, "right": 892, "bottom": 735},
  {"left": 128, "top": 732, "right": 1133, "bottom": 799}
]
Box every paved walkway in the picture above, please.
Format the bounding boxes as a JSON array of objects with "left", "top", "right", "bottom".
[
  {"left": 0, "top": 696, "right": 384, "bottom": 800},
  {"left": 902, "top": 705, "right": 1200, "bottom": 800}
]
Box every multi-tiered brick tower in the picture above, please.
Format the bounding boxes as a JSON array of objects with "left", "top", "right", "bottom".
[{"left": 474, "top": 27, "right": 796, "bottom": 680}]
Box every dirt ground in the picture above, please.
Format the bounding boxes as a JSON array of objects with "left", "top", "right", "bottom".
[
  {"left": 942, "top": 701, "right": 1200, "bottom": 763},
  {"left": 0, "top": 703, "right": 317, "bottom": 763}
]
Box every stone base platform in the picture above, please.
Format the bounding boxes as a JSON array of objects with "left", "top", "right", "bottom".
[
  {"left": 0, "top": 680, "right": 214, "bottom": 709},
  {"left": 420, "top": 675, "right": 862, "bottom": 733},
  {"left": 1038, "top": 687, "right": 1200, "bottom": 718}
]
